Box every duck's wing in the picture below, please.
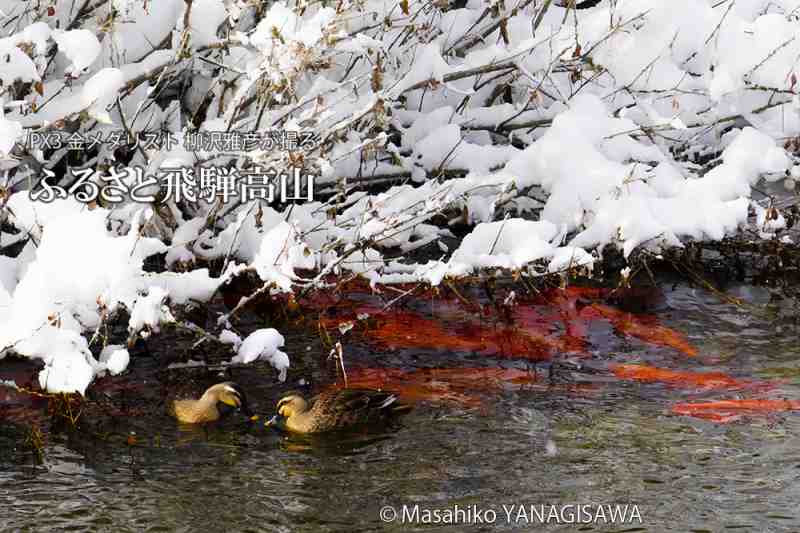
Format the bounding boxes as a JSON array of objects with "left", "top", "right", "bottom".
[{"left": 316, "top": 388, "right": 409, "bottom": 424}]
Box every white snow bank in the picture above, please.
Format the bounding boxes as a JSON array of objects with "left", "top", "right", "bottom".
[
  {"left": 18, "top": 327, "right": 98, "bottom": 395},
  {"left": 506, "top": 95, "right": 789, "bottom": 257},
  {"left": 0, "top": 204, "right": 172, "bottom": 393},
  {"left": 450, "top": 219, "right": 559, "bottom": 270},
  {"left": 232, "top": 329, "right": 290, "bottom": 381},
  {"left": 4, "top": 205, "right": 166, "bottom": 337}
]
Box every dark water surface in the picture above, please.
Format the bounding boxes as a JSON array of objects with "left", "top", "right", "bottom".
[{"left": 2, "top": 282, "right": 800, "bottom": 532}]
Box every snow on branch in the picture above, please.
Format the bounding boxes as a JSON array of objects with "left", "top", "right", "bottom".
[{"left": 0, "top": 0, "right": 799, "bottom": 393}]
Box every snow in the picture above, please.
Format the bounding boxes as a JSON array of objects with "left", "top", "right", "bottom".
[
  {"left": 0, "top": 203, "right": 172, "bottom": 393},
  {"left": 99, "top": 345, "right": 130, "bottom": 376},
  {"left": 232, "top": 328, "right": 290, "bottom": 381},
  {"left": 97, "top": 0, "right": 183, "bottom": 65},
  {"left": 720, "top": 127, "right": 790, "bottom": 179},
  {"left": 0, "top": 105, "right": 22, "bottom": 157},
  {"left": 166, "top": 359, "right": 206, "bottom": 369},
  {"left": 21, "top": 327, "right": 98, "bottom": 395},
  {"left": 411, "top": 124, "right": 518, "bottom": 176},
  {"left": 52, "top": 29, "right": 101, "bottom": 74},
  {"left": 0, "top": 41, "right": 39, "bottom": 87},
  {"left": 2, "top": 0, "right": 800, "bottom": 394},
  {"left": 146, "top": 269, "right": 222, "bottom": 304},
  {"left": 0, "top": 255, "right": 16, "bottom": 296},
  {"left": 252, "top": 221, "right": 315, "bottom": 292},
  {"left": 388, "top": 43, "right": 453, "bottom": 98},
  {"left": 128, "top": 287, "right": 173, "bottom": 337},
  {"left": 195, "top": 205, "right": 280, "bottom": 262},
  {"left": 6, "top": 194, "right": 86, "bottom": 239},
  {"left": 219, "top": 329, "right": 242, "bottom": 350},
  {"left": 183, "top": 0, "right": 227, "bottom": 48},
  {"left": 505, "top": 96, "right": 789, "bottom": 257},
  {"left": 548, "top": 247, "right": 595, "bottom": 274},
  {"left": 5, "top": 206, "right": 166, "bottom": 336},
  {"left": 450, "top": 219, "right": 559, "bottom": 270},
  {"left": 1, "top": 379, "right": 19, "bottom": 390},
  {"left": 250, "top": 2, "right": 335, "bottom": 49},
  {"left": 14, "top": 22, "right": 52, "bottom": 53},
  {"left": 81, "top": 68, "right": 126, "bottom": 124}
]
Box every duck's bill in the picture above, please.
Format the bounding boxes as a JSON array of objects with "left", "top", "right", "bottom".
[{"left": 265, "top": 415, "right": 280, "bottom": 428}]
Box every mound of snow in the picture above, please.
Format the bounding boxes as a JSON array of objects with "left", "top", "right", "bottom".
[
  {"left": 53, "top": 29, "right": 101, "bottom": 73},
  {"left": 232, "top": 329, "right": 290, "bottom": 381},
  {"left": 253, "top": 222, "right": 315, "bottom": 292},
  {"left": 99, "top": 345, "right": 131, "bottom": 376}
]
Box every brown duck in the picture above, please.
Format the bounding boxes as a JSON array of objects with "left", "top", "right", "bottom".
[
  {"left": 170, "top": 382, "right": 254, "bottom": 424},
  {"left": 266, "top": 388, "right": 411, "bottom": 434}
]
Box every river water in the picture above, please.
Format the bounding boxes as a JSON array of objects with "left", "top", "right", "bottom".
[{"left": 2, "top": 281, "right": 800, "bottom": 532}]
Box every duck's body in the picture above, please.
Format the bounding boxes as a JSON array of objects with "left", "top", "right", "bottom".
[
  {"left": 268, "top": 388, "right": 411, "bottom": 434},
  {"left": 170, "top": 382, "right": 252, "bottom": 424},
  {"left": 171, "top": 397, "right": 223, "bottom": 424}
]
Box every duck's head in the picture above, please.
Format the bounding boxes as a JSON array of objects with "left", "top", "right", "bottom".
[
  {"left": 206, "top": 382, "right": 254, "bottom": 419},
  {"left": 266, "top": 393, "right": 307, "bottom": 429}
]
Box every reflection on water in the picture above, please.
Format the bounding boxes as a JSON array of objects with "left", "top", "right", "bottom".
[{"left": 3, "top": 282, "right": 800, "bottom": 532}]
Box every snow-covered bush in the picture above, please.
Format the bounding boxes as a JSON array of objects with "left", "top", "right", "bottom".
[{"left": 0, "top": 0, "right": 798, "bottom": 393}]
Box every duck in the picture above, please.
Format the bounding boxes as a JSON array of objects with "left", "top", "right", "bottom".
[
  {"left": 266, "top": 388, "right": 411, "bottom": 434},
  {"left": 170, "top": 382, "right": 254, "bottom": 424}
]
